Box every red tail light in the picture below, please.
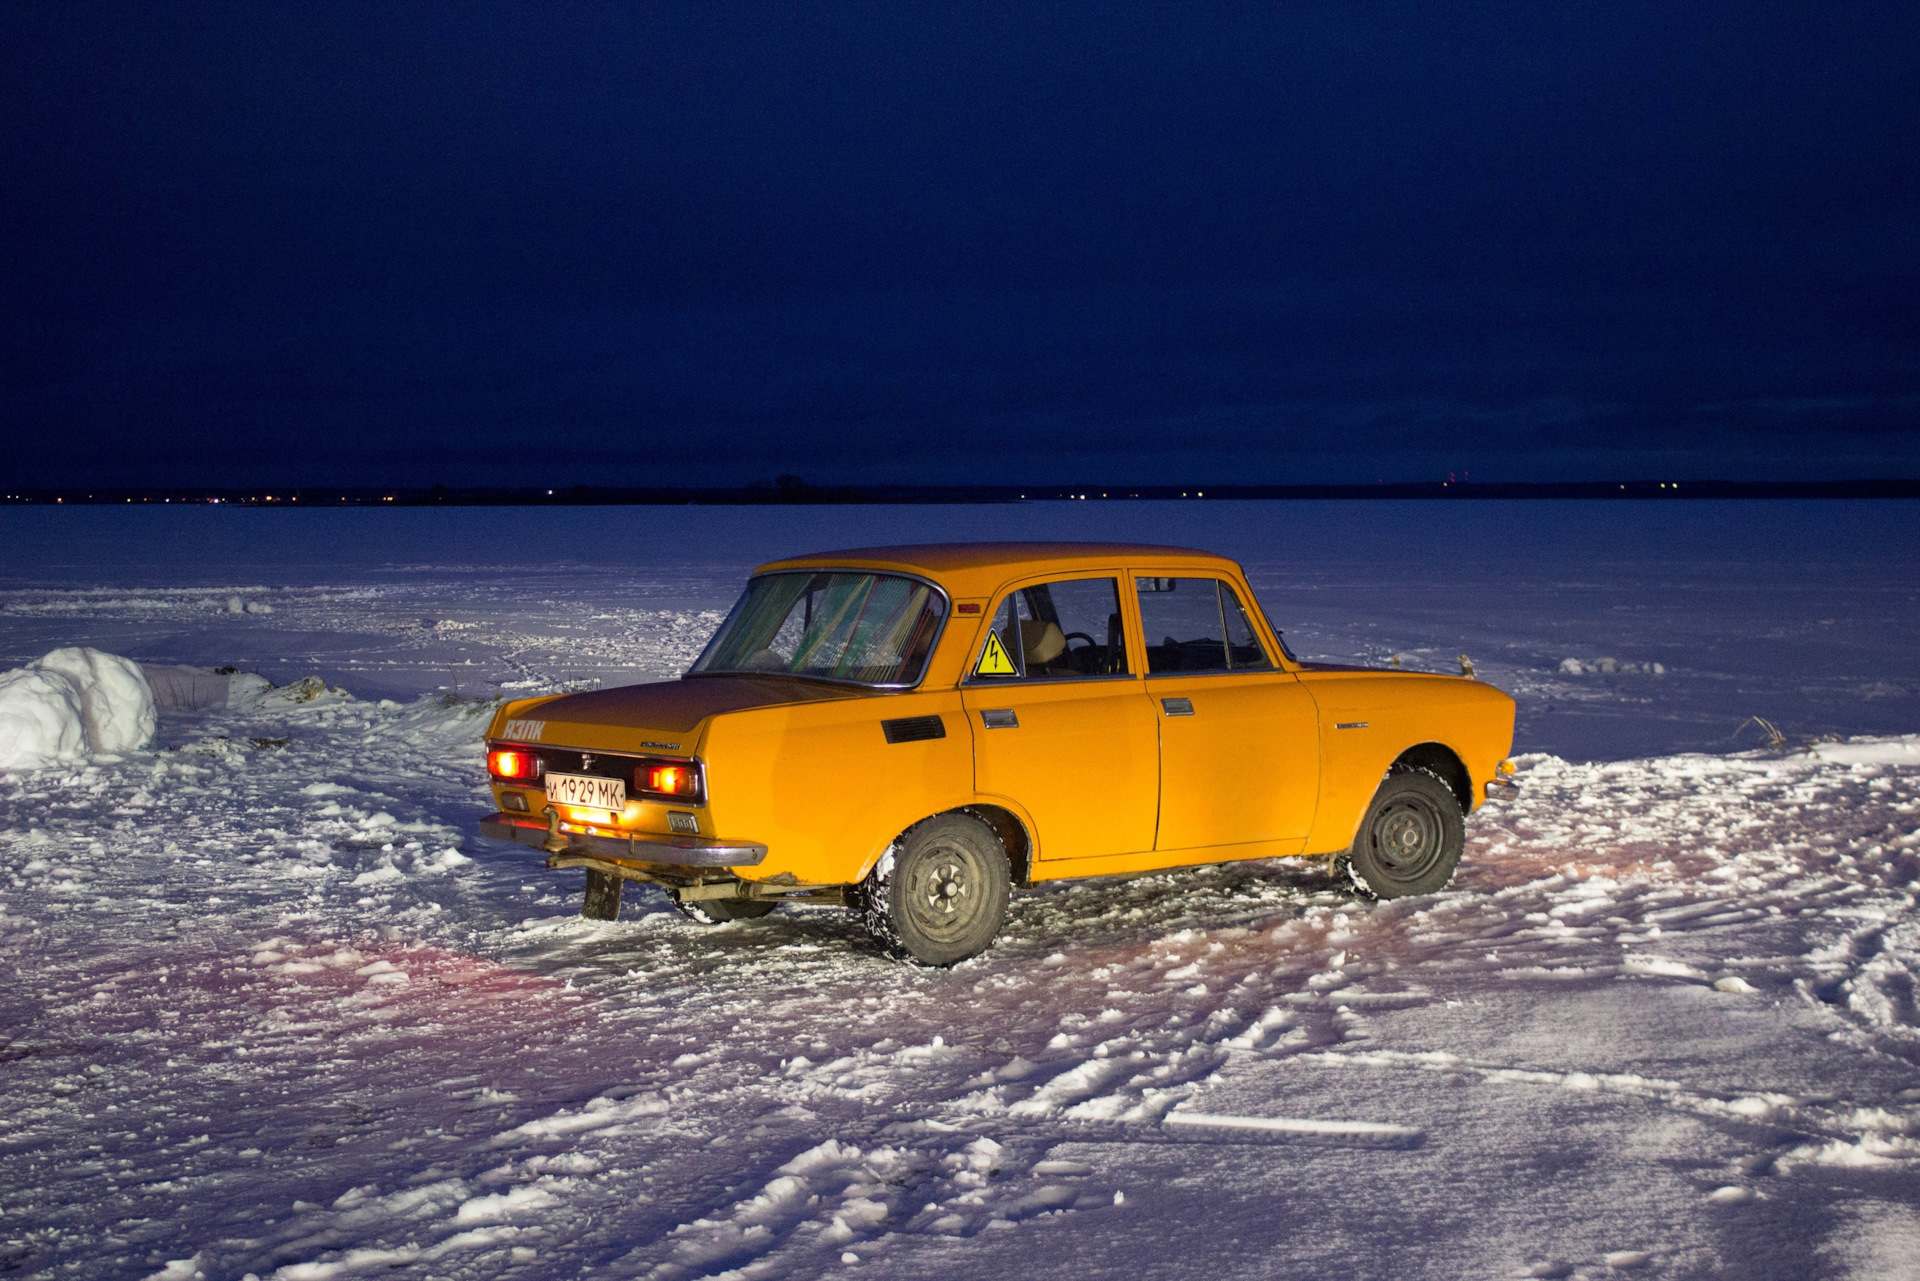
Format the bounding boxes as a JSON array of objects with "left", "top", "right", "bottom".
[
  {"left": 488, "top": 748, "right": 542, "bottom": 780},
  {"left": 636, "top": 758, "right": 703, "bottom": 800}
]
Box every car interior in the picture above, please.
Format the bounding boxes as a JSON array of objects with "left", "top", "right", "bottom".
[
  {"left": 1135, "top": 577, "right": 1273, "bottom": 674},
  {"left": 984, "top": 577, "right": 1131, "bottom": 679}
]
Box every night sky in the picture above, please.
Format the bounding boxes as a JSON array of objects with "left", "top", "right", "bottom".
[{"left": 5, "top": 4, "right": 1917, "bottom": 488}]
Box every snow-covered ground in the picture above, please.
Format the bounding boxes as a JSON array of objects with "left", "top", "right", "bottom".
[{"left": 1, "top": 501, "right": 1918, "bottom": 1280}]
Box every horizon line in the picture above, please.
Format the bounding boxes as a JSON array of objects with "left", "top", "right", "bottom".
[{"left": 7, "top": 478, "right": 1920, "bottom": 506}]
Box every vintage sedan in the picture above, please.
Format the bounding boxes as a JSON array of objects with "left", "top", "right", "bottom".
[{"left": 478, "top": 542, "right": 1516, "bottom": 964}]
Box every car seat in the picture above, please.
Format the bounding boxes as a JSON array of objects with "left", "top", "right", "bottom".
[{"left": 1012, "top": 620, "right": 1067, "bottom": 667}]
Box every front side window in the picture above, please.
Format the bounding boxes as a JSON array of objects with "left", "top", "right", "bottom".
[
  {"left": 692, "top": 572, "right": 947, "bottom": 686},
  {"left": 971, "top": 577, "right": 1131, "bottom": 680},
  {"left": 1135, "top": 577, "right": 1274, "bottom": 675}
]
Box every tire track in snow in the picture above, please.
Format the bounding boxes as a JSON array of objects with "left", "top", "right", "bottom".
[{"left": 4, "top": 685, "right": 1920, "bottom": 1277}]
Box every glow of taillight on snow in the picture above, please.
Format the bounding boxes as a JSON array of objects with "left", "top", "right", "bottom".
[{"left": 489, "top": 749, "right": 538, "bottom": 779}]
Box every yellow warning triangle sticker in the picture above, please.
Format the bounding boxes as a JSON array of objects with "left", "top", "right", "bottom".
[{"left": 976, "top": 631, "right": 1017, "bottom": 676}]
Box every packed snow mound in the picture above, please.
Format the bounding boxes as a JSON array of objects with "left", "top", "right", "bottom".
[
  {"left": 33, "top": 647, "right": 156, "bottom": 753},
  {"left": 142, "top": 664, "right": 274, "bottom": 713},
  {"left": 0, "top": 648, "right": 157, "bottom": 767},
  {"left": 0, "top": 666, "right": 89, "bottom": 768}
]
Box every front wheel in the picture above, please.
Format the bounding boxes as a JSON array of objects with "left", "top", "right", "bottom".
[
  {"left": 1346, "top": 768, "right": 1465, "bottom": 899},
  {"left": 853, "top": 814, "right": 1010, "bottom": 965}
]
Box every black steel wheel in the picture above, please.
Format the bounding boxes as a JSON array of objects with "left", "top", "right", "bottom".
[
  {"left": 1346, "top": 767, "right": 1465, "bottom": 899},
  {"left": 854, "top": 814, "right": 1010, "bottom": 965},
  {"left": 676, "top": 897, "right": 778, "bottom": 925}
]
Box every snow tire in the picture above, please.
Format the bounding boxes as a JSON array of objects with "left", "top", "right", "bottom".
[
  {"left": 1346, "top": 766, "right": 1465, "bottom": 899},
  {"left": 852, "top": 814, "right": 1010, "bottom": 966}
]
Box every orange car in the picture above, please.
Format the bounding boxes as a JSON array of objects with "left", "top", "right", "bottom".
[{"left": 479, "top": 542, "right": 1516, "bottom": 963}]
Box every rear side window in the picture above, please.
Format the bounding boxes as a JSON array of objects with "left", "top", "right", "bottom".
[
  {"left": 1134, "top": 578, "right": 1273, "bottom": 675},
  {"left": 692, "top": 572, "right": 947, "bottom": 686},
  {"left": 971, "top": 577, "right": 1131, "bottom": 680}
]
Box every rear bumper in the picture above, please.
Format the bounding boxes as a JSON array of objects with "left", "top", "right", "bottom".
[{"left": 478, "top": 812, "right": 768, "bottom": 867}]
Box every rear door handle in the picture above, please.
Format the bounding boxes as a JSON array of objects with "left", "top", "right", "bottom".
[
  {"left": 980, "top": 709, "right": 1019, "bottom": 729},
  {"left": 1161, "top": 697, "right": 1194, "bottom": 716}
]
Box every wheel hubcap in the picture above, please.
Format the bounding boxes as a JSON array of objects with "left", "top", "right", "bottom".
[
  {"left": 901, "top": 845, "right": 984, "bottom": 944},
  {"left": 1371, "top": 797, "right": 1442, "bottom": 880},
  {"left": 925, "top": 860, "right": 968, "bottom": 916}
]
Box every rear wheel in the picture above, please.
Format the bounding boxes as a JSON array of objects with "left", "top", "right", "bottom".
[
  {"left": 853, "top": 814, "right": 1010, "bottom": 965},
  {"left": 1346, "top": 767, "right": 1465, "bottom": 899},
  {"left": 675, "top": 897, "right": 778, "bottom": 925}
]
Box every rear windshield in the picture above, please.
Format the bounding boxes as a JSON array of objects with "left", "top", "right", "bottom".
[{"left": 690, "top": 572, "right": 948, "bottom": 686}]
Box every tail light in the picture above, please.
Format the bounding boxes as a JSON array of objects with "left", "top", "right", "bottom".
[
  {"left": 488, "top": 747, "right": 543, "bottom": 781},
  {"left": 635, "top": 757, "right": 704, "bottom": 803}
]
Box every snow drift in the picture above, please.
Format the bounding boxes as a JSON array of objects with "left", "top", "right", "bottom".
[
  {"left": 0, "top": 647, "right": 156, "bottom": 768},
  {"left": 0, "top": 666, "right": 88, "bottom": 768},
  {"left": 33, "top": 646, "right": 156, "bottom": 752}
]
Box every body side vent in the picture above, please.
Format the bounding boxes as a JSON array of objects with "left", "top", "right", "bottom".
[{"left": 881, "top": 714, "right": 946, "bottom": 745}]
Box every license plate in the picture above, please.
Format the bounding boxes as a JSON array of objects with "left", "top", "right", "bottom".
[{"left": 544, "top": 772, "right": 627, "bottom": 811}]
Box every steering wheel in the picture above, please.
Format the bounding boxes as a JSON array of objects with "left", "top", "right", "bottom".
[{"left": 1062, "top": 631, "right": 1097, "bottom": 651}]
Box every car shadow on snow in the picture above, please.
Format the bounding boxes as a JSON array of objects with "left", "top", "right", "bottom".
[{"left": 503, "top": 856, "right": 1356, "bottom": 983}]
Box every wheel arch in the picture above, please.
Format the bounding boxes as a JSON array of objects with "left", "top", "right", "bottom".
[
  {"left": 856, "top": 802, "right": 1034, "bottom": 886},
  {"left": 959, "top": 804, "right": 1032, "bottom": 886},
  {"left": 1391, "top": 741, "right": 1473, "bottom": 813}
]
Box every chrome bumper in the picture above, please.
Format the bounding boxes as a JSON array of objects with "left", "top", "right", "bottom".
[
  {"left": 478, "top": 812, "right": 768, "bottom": 867},
  {"left": 1483, "top": 778, "right": 1520, "bottom": 802}
]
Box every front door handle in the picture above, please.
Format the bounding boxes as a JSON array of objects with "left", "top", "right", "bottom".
[
  {"left": 1161, "top": 697, "right": 1194, "bottom": 716},
  {"left": 980, "top": 708, "right": 1019, "bottom": 729}
]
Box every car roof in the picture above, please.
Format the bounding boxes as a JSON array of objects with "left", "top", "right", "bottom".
[{"left": 755, "top": 541, "right": 1243, "bottom": 594}]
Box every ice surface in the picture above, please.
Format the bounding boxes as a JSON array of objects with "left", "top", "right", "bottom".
[
  {"left": 3, "top": 499, "right": 1915, "bottom": 759},
  {"left": 0, "top": 501, "right": 1915, "bottom": 1279}
]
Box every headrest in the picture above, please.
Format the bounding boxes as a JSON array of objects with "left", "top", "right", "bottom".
[{"left": 1016, "top": 620, "right": 1067, "bottom": 665}]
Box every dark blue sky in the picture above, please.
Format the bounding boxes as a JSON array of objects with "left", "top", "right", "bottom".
[{"left": 5, "top": 3, "right": 1917, "bottom": 487}]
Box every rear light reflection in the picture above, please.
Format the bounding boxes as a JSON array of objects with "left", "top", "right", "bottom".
[{"left": 488, "top": 748, "right": 542, "bottom": 780}]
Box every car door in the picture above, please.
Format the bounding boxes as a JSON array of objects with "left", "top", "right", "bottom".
[
  {"left": 961, "top": 573, "right": 1161, "bottom": 863},
  {"left": 1133, "top": 574, "right": 1320, "bottom": 850}
]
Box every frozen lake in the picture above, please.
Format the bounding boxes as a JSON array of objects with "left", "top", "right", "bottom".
[
  {"left": 4, "top": 499, "right": 1918, "bottom": 761},
  {"left": 1, "top": 501, "right": 1917, "bottom": 1280}
]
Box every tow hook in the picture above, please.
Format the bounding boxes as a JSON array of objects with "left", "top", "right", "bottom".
[{"left": 541, "top": 805, "right": 568, "bottom": 854}]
